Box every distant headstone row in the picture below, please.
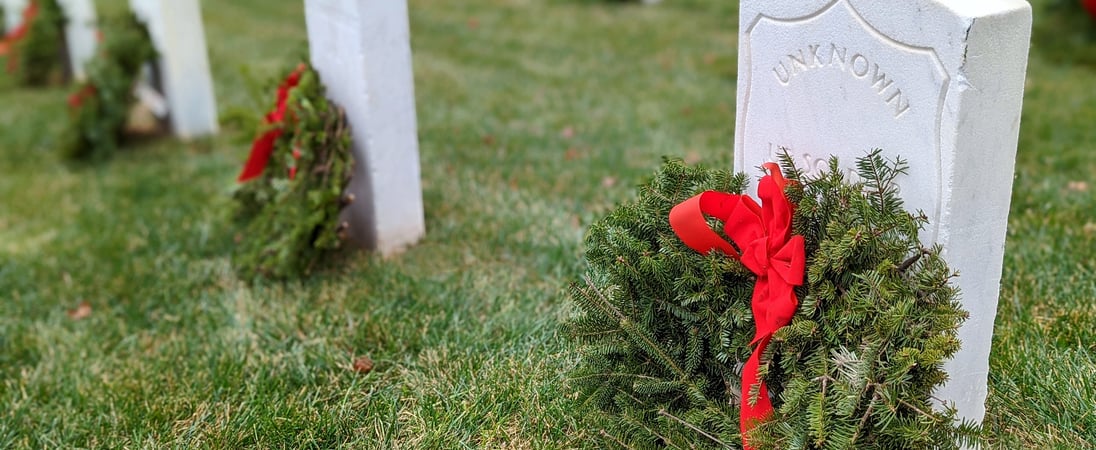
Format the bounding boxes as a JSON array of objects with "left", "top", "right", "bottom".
[
  {"left": 736, "top": 0, "right": 1032, "bottom": 426},
  {"left": 4, "top": 0, "right": 425, "bottom": 255},
  {"left": 128, "top": 0, "right": 218, "bottom": 138},
  {"left": 1, "top": 0, "right": 96, "bottom": 80},
  {"left": 1, "top": 0, "right": 218, "bottom": 138}
]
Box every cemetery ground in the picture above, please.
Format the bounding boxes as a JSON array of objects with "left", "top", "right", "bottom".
[{"left": 0, "top": 0, "right": 1093, "bottom": 448}]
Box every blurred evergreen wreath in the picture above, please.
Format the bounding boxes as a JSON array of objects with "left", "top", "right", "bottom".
[
  {"left": 565, "top": 152, "right": 977, "bottom": 449},
  {"left": 1, "top": 0, "right": 67, "bottom": 86},
  {"left": 1037, "top": 0, "right": 1096, "bottom": 66},
  {"left": 232, "top": 63, "right": 355, "bottom": 281},
  {"left": 61, "top": 13, "right": 156, "bottom": 161}
]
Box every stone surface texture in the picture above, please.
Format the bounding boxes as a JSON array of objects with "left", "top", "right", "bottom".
[
  {"left": 304, "top": 0, "right": 425, "bottom": 255},
  {"left": 57, "top": 0, "right": 96, "bottom": 81},
  {"left": 735, "top": 0, "right": 1032, "bottom": 424},
  {"left": 129, "top": 0, "right": 218, "bottom": 138}
]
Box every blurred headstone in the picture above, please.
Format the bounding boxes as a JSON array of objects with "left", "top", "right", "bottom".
[
  {"left": 129, "top": 0, "right": 218, "bottom": 138},
  {"left": 57, "top": 0, "right": 96, "bottom": 81},
  {"left": 303, "top": 0, "right": 425, "bottom": 255}
]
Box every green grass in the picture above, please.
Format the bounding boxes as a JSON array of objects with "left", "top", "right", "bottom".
[{"left": 0, "top": 0, "right": 1093, "bottom": 448}]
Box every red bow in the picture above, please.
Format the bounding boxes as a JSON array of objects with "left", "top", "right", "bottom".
[
  {"left": 669, "top": 162, "right": 805, "bottom": 450},
  {"left": 0, "top": 1, "right": 40, "bottom": 71},
  {"left": 68, "top": 84, "right": 96, "bottom": 109},
  {"left": 237, "top": 63, "right": 307, "bottom": 183},
  {"left": 1085, "top": 0, "right": 1096, "bottom": 20}
]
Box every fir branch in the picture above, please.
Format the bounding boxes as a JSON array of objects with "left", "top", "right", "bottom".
[
  {"left": 659, "top": 409, "right": 727, "bottom": 446},
  {"left": 897, "top": 398, "right": 940, "bottom": 422},
  {"left": 850, "top": 389, "right": 882, "bottom": 446},
  {"left": 599, "top": 429, "right": 640, "bottom": 450},
  {"left": 623, "top": 413, "right": 684, "bottom": 450},
  {"left": 776, "top": 148, "right": 806, "bottom": 184},
  {"left": 571, "top": 372, "right": 665, "bottom": 383},
  {"left": 582, "top": 274, "right": 627, "bottom": 323},
  {"left": 618, "top": 315, "right": 689, "bottom": 381},
  {"left": 897, "top": 248, "right": 931, "bottom": 273}
]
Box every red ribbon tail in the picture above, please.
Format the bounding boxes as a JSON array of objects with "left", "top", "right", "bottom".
[
  {"left": 741, "top": 335, "right": 774, "bottom": 450},
  {"left": 237, "top": 129, "right": 281, "bottom": 183}
]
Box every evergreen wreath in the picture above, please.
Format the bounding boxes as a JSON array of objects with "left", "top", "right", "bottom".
[
  {"left": 61, "top": 13, "right": 156, "bottom": 161},
  {"left": 1, "top": 0, "right": 67, "bottom": 86},
  {"left": 1056, "top": 0, "right": 1096, "bottom": 20},
  {"left": 565, "top": 152, "right": 978, "bottom": 449},
  {"left": 232, "top": 63, "right": 355, "bottom": 281}
]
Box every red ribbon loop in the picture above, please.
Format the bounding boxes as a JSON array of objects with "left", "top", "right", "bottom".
[
  {"left": 237, "top": 64, "right": 308, "bottom": 183},
  {"left": 669, "top": 191, "right": 742, "bottom": 258},
  {"left": 668, "top": 164, "right": 806, "bottom": 450}
]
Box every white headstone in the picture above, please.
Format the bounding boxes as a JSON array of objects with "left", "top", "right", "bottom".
[
  {"left": 128, "top": 0, "right": 218, "bottom": 138},
  {"left": 735, "top": 0, "right": 1032, "bottom": 424},
  {"left": 57, "top": 0, "right": 97, "bottom": 81},
  {"left": 304, "top": 0, "right": 425, "bottom": 255},
  {"left": 1, "top": 0, "right": 27, "bottom": 31}
]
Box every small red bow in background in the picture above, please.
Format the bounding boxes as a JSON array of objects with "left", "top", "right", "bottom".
[
  {"left": 237, "top": 63, "right": 307, "bottom": 183},
  {"left": 68, "top": 84, "right": 96, "bottom": 109}
]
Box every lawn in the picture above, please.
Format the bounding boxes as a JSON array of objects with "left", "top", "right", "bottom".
[{"left": 0, "top": 0, "right": 1093, "bottom": 448}]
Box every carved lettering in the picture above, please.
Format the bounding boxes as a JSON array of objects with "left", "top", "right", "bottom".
[
  {"left": 828, "top": 43, "right": 847, "bottom": 69},
  {"left": 850, "top": 54, "right": 870, "bottom": 77},
  {"left": 808, "top": 44, "right": 824, "bottom": 66},
  {"left": 870, "top": 64, "right": 893, "bottom": 93},
  {"left": 886, "top": 89, "right": 911, "bottom": 118},
  {"left": 773, "top": 61, "right": 791, "bottom": 84},
  {"left": 789, "top": 49, "right": 809, "bottom": 73},
  {"left": 767, "top": 143, "right": 864, "bottom": 183},
  {"left": 771, "top": 43, "right": 911, "bottom": 119}
]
